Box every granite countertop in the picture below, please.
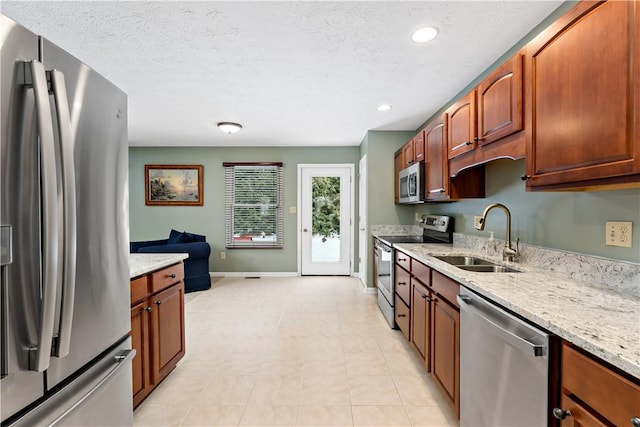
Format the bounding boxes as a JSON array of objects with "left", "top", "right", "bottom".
[
  {"left": 129, "top": 253, "right": 189, "bottom": 279},
  {"left": 394, "top": 242, "right": 640, "bottom": 380}
]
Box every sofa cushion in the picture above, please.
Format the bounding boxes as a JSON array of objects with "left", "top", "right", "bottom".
[
  {"left": 184, "top": 231, "right": 206, "bottom": 242},
  {"left": 168, "top": 229, "right": 185, "bottom": 244}
]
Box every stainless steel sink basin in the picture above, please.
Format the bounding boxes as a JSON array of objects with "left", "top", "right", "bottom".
[
  {"left": 456, "top": 265, "right": 521, "bottom": 273},
  {"left": 434, "top": 255, "right": 495, "bottom": 266},
  {"left": 433, "top": 255, "right": 520, "bottom": 273}
]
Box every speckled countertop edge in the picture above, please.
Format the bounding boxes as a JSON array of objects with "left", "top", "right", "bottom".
[
  {"left": 129, "top": 253, "right": 189, "bottom": 278},
  {"left": 393, "top": 243, "right": 640, "bottom": 380}
]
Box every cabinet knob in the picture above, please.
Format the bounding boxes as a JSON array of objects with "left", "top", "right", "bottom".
[
  {"left": 520, "top": 175, "right": 530, "bottom": 181},
  {"left": 145, "top": 306, "right": 152, "bottom": 312},
  {"left": 465, "top": 141, "right": 472, "bottom": 146},
  {"left": 473, "top": 136, "right": 485, "bottom": 143},
  {"left": 397, "top": 282, "right": 407, "bottom": 286},
  {"left": 168, "top": 273, "right": 176, "bottom": 279},
  {"left": 397, "top": 314, "right": 407, "bottom": 318},
  {"left": 552, "top": 408, "right": 571, "bottom": 420},
  {"left": 631, "top": 417, "right": 640, "bottom": 427},
  {"left": 398, "top": 258, "right": 407, "bottom": 262},
  {"left": 155, "top": 300, "right": 162, "bottom": 305}
]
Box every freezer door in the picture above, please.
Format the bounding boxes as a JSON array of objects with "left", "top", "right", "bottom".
[
  {"left": 7, "top": 338, "right": 134, "bottom": 427},
  {"left": 39, "top": 38, "right": 131, "bottom": 388},
  {"left": 0, "top": 14, "right": 48, "bottom": 421}
]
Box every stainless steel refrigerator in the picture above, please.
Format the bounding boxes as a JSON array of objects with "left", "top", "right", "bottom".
[{"left": 1, "top": 14, "right": 134, "bottom": 426}]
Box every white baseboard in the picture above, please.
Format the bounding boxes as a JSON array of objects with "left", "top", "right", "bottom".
[{"left": 210, "top": 272, "right": 298, "bottom": 278}]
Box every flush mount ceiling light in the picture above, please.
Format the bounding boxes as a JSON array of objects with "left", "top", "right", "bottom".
[
  {"left": 412, "top": 26, "right": 439, "bottom": 43},
  {"left": 217, "top": 122, "right": 243, "bottom": 134},
  {"left": 377, "top": 104, "right": 392, "bottom": 112}
]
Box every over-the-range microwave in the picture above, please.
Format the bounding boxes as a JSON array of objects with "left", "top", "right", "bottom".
[{"left": 398, "top": 162, "right": 424, "bottom": 204}]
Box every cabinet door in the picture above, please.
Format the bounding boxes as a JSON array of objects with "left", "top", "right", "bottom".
[
  {"left": 150, "top": 282, "right": 185, "bottom": 384},
  {"left": 403, "top": 140, "right": 415, "bottom": 167},
  {"left": 525, "top": 1, "right": 640, "bottom": 189},
  {"left": 411, "top": 281, "right": 430, "bottom": 367},
  {"left": 414, "top": 131, "right": 425, "bottom": 163},
  {"left": 557, "top": 394, "right": 607, "bottom": 427},
  {"left": 431, "top": 297, "right": 460, "bottom": 417},
  {"left": 130, "top": 301, "right": 151, "bottom": 408},
  {"left": 477, "top": 54, "right": 523, "bottom": 146},
  {"left": 425, "top": 115, "right": 448, "bottom": 200},
  {"left": 394, "top": 149, "right": 403, "bottom": 203},
  {"left": 447, "top": 91, "right": 477, "bottom": 159}
]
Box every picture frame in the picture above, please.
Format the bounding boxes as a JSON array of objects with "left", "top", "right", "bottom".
[{"left": 145, "top": 164, "right": 203, "bottom": 206}]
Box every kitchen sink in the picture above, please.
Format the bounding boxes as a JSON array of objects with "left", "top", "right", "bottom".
[
  {"left": 434, "top": 255, "right": 495, "bottom": 266},
  {"left": 433, "top": 255, "right": 521, "bottom": 273},
  {"left": 456, "top": 265, "right": 521, "bottom": 273}
]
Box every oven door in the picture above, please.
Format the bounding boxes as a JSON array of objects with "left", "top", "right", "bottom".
[{"left": 375, "top": 241, "right": 393, "bottom": 304}]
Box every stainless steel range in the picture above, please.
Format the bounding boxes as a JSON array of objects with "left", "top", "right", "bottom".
[{"left": 374, "top": 214, "right": 453, "bottom": 328}]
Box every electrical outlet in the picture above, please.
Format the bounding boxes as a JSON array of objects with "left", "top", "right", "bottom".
[
  {"left": 474, "top": 216, "right": 483, "bottom": 229},
  {"left": 415, "top": 212, "right": 421, "bottom": 222},
  {"left": 220, "top": 251, "right": 226, "bottom": 260},
  {"left": 606, "top": 221, "right": 633, "bottom": 248}
]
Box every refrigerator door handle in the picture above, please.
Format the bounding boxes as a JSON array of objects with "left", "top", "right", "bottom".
[
  {"left": 48, "top": 70, "right": 77, "bottom": 358},
  {"left": 25, "top": 60, "right": 60, "bottom": 372}
]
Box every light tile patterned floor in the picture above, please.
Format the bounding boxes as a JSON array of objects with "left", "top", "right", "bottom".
[{"left": 134, "top": 276, "right": 459, "bottom": 427}]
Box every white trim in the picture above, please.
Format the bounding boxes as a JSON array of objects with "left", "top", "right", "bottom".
[
  {"left": 297, "top": 163, "right": 355, "bottom": 276},
  {"left": 210, "top": 271, "right": 298, "bottom": 277}
]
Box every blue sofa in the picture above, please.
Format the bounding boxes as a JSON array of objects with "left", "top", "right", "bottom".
[{"left": 130, "top": 230, "right": 211, "bottom": 293}]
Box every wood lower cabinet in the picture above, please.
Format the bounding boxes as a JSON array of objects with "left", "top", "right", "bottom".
[
  {"left": 525, "top": 1, "right": 640, "bottom": 190},
  {"left": 411, "top": 279, "right": 430, "bottom": 367},
  {"left": 130, "top": 262, "right": 186, "bottom": 408},
  {"left": 431, "top": 290, "right": 460, "bottom": 418},
  {"left": 555, "top": 342, "right": 640, "bottom": 426}
]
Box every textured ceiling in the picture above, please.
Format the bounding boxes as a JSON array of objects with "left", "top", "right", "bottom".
[{"left": 2, "top": 1, "right": 564, "bottom": 147}]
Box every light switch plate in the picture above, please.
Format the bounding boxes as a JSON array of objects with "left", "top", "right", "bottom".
[{"left": 605, "top": 221, "right": 633, "bottom": 248}]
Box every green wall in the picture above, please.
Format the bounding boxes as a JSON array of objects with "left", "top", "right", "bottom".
[
  {"left": 416, "top": 159, "right": 640, "bottom": 263},
  {"left": 129, "top": 146, "right": 360, "bottom": 273},
  {"left": 360, "top": 130, "right": 416, "bottom": 287}
]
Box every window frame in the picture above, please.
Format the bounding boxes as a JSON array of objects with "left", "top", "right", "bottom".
[{"left": 223, "top": 162, "right": 284, "bottom": 249}]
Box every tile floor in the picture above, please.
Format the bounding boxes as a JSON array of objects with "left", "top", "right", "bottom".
[{"left": 133, "top": 276, "right": 459, "bottom": 427}]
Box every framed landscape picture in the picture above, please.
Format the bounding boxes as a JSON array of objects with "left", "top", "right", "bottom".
[{"left": 145, "top": 164, "right": 203, "bottom": 206}]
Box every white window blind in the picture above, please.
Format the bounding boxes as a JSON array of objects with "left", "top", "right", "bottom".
[{"left": 224, "top": 162, "right": 284, "bottom": 249}]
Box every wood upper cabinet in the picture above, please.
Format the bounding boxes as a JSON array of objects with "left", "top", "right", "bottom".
[
  {"left": 525, "top": 0, "right": 640, "bottom": 190},
  {"left": 447, "top": 90, "right": 477, "bottom": 159},
  {"left": 403, "top": 139, "right": 415, "bottom": 168},
  {"left": 556, "top": 342, "right": 640, "bottom": 426},
  {"left": 130, "top": 262, "right": 185, "bottom": 408},
  {"left": 477, "top": 54, "right": 523, "bottom": 146},
  {"left": 394, "top": 148, "right": 403, "bottom": 203},
  {"left": 413, "top": 131, "right": 425, "bottom": 163},
  {"left": 425, "top": 115, "right": 448, "bottom": 200}
]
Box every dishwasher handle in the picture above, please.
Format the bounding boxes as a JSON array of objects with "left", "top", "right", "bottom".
[{"left": 457, "top": 294, "right": 547, "bottom": 358}]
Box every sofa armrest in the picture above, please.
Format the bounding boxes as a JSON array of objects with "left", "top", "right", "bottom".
[{"left": 130, "top": 239, "right": 168, "bottom": 252}]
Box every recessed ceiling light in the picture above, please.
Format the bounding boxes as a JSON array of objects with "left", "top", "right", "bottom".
[
  {"left": 412, "top": 26, "right": 439, "bottom": 43},
  {"left": 217, "top": 122, "right": 243, "bottom": 134},
  {"left": 377, "top": 104, "right": 392, "bottom": 112}
]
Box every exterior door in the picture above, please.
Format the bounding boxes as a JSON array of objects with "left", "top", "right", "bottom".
[{"left": 299, "top": 165, "right": 353, "bottom": 275}]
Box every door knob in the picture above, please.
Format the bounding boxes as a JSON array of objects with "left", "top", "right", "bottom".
[{"left": 303, "top": 228, "right": 308, "bottom": 232}]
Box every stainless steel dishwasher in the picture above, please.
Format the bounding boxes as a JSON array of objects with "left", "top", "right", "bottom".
[{"left": 457, "top": 288, "right": 550, "bottom": 427}]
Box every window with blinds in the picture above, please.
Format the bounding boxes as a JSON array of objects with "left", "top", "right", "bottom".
[{"left": 224, "top": 162, "right": 284, "bottom": 248}]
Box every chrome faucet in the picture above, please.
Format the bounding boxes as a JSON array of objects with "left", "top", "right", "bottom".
[{"left": 475, "top": 203, "right": 519, "bottom": 262}]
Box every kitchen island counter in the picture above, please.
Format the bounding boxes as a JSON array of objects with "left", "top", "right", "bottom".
[
  {"left": 129, "top": 253, "right": 188, "bottom": 279},
  {"left": 394, "top": 242, "right": 640, "bottom": 380}
]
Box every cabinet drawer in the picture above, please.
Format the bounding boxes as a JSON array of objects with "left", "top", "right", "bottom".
[
  {"left": 431, "top": 270, "right": 460, "bottom": 309},
  {"left": 395, "top": 294, "right": 410, "bottom": 341},
  {"left": 412, "top": 260, "right": 430, "bottom": 285},
  {"left": 562, "top": 344, "right": 640, "bottom": 426},
  {"left": 395, "top": 251, "right": 411, "bottom": 272},
  {"left": 150, "top": 263, "right": 184, "bottom": 294},
  {"left": 130, "top": 276, "right": 149, "bottom": 305},
  {"left": 395, "top": 265, "right": 411, "bottom": 306}
]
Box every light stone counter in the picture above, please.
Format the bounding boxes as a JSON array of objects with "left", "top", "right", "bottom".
[
  {"left": 129, "top": 253, "right": 189, "bottom": 279},
  {"left": 393, "top": 242, "right": 640, "bottom": 380}
]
